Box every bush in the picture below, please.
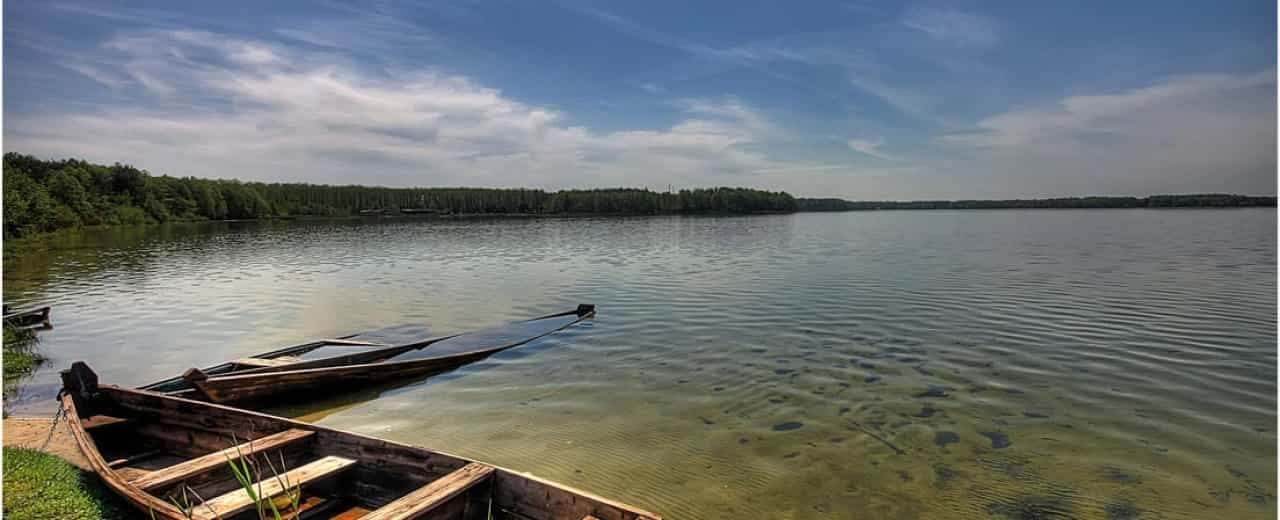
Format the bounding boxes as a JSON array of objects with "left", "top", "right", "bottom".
[{"left": 114, "top": 205, "right": 148, "bottom": 225}]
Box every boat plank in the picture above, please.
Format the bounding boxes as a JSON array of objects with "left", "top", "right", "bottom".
[
  {"left": 130, "top": 428, "right": 315, "bottom": 492},
  {"left": 115, "top": 466, "right": 152, "bottom": 482},
  {"left": 191, "top": 455, "right": 355, "bottom": 520},
  {"left": 362, "top": 462, "right": 494, "bottom": 520},
  {"left": 232, "top": 356, "right": 301, "bottom": 368},
  {"left": 82, "top": 415, "right": 130, "bottom": 430},
  {"left": 321, "top": 338, "right": 387, "bottom": 346}
]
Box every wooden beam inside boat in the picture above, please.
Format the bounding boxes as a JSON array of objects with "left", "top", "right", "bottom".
[
  {"left": 129, "top": 428, "right": 316, "bottom": 492},
  {"left": 362, "top": 462, "right": 495, "bottom": 520},
  {"left": 190, "top": 455, "right": 356, "bottom": 520},
  {"left": 320, "top": 338, "right": 388, "bottom": 346},
  {"left": 232, "top": 356, "right": 301, "bottom": 368}
]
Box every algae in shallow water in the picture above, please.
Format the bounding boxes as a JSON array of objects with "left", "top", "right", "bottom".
[{"left": 2, "top": 328, "right": 44, "bottom": 382}]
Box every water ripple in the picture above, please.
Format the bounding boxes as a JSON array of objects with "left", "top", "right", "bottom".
[{"left": 3, "top": 210, "right": 1275, "bottom": 519}]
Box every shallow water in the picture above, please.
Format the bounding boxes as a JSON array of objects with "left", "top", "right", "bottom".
[{"left": 4, "top": 210, "right": 1275, "bottom": 519}]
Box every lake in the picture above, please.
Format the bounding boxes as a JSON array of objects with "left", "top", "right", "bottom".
[{"left": 4, "top": 209, "right": 1275, "bottom": 519}]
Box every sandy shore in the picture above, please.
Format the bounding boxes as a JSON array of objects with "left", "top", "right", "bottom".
[{"left": 3, "top": 417, "right": 90, "bottom": 469}]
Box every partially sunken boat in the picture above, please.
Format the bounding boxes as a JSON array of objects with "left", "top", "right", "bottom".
[
  {"left": 61, "top": 362, "right": 661, "bottom": 520},
  {"left": 140, "top": 305, "right": 594, "bottom": 404},
  {"left": 3, "top": 304, "right": 51, "bottom": 329}
]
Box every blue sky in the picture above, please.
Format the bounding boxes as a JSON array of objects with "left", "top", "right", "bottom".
[{"left": 4, "top": 0, "right": 1276, "bottom": 198}]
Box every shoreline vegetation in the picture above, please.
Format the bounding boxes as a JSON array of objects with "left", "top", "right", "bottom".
[
  {"left": 2, "top": 328, "right": 43, "bottom": 382},
  {"left": 3, "top": 153, "right": 1274, "bottom": 241},
  {"left": 2, "top": 153, "right": 796, "bottom": 239},
  {"left": 3, "top": 328, "right": 45, "bottom": 415}
]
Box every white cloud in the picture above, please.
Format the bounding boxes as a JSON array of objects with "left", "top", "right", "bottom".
[
  {"left": 6, "top": 30, "right": 819, "bottom": 190},
  {"left": 946, "top": 70, "right": 1276, "bottom": 148},
  {"left": 935, "top": 69, "right": 1277, "bottom": 197},
  {"left": 901, "top": 7, "right": 998, "bottom": 47},
  {"left": 847, "top": 138, "right": 892, "bottom": 160}
]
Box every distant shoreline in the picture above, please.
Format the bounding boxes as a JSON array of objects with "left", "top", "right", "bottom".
[
  {"left": 796, "top": 205, "right": 1276, "bottom": 212},
  {"left": 796, "top": 194, "right": 1276, "bottom": 212}
]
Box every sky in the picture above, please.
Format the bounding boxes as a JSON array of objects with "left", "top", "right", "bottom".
[{"left": 3, "top": 0, "right": 1276, "bottom": 199}]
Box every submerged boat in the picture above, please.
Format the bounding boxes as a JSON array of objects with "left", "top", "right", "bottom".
[
  {"left": 60, "top": 362, "right": 661, "bottom": 520},
  {"left": 3, "top": 304, "right": 51, "bottom": 329},
  {"left": 141, "top": 305, "right": 595, "bottom": 404}
]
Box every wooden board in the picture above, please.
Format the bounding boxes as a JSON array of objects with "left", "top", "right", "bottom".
[
  {"left": 130, "top": 428, "right": 315, "bottom": 492},
  {"left": 233, "top": 357, "right": 295, "bottom": 368},
  {"left": 362, "top": 462, "right": 494, "bottom": 520},
  {"left": 190, "top": 455, "right": 356, "bottom": 520},
  {"left": 321, "top": 338, "right": 387, "bottom": 346},
  {"left": 82, "top": 415, "right": 130, "bottom": 430}
]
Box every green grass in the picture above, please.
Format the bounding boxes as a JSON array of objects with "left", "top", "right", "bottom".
[
  {"left": 2, "top": 328, "right": 45, "bottom": 382},
  {"left": 2, "top": 447, "right": 132, "bottom": 519}
]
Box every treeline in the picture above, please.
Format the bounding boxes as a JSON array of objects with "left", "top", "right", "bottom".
[
  {"left": 2, "top": 153, "right": 796, "bottom": 238},
  {"left": 797, "top": 195, "right": 1277, "bottom": 211}
]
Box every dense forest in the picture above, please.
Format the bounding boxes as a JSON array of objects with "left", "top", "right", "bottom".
[
  {"left": 2, "top": 154, "right": 797, "bottom": 238},
  {"left": 797, "top": 195, "right": 1277, "bottom": 211},
  {"left": 6, "top": 153, "right": 1272, "bottom": 239}
]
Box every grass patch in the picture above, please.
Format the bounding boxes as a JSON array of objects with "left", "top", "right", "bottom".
[
  {"left": 2, "top": 447, "right": 132, "bottom": 519},
  {"left": 2, "top": 328, "right": 45, "bottom": 382}
]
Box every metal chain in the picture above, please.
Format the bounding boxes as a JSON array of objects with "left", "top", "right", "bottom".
[{"left": 37, "top": 404, "right": 66, "bottom": 453}]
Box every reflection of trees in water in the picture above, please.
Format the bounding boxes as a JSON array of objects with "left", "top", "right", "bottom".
[{"left": 3, "top": 221, "right": 282, "bottom": 301}]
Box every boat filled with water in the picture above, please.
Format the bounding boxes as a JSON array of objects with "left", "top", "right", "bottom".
[
  {"left": 3, "top": 304, "right": 51, "bottom": 329},
  {"left": 140, "top": 305, "right": 595, "bottom": 404}
]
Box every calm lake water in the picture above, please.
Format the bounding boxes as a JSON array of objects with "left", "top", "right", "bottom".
[{"left": 4, "top": 210, "right": 1275, "bottom": 519}]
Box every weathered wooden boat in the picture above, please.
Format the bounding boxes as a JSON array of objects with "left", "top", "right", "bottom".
[
  {"left": 141, "top": 305, "right": 595, "bottom": 404},
  {"left": 61, "top": 362, "right": 660, "bottom": 520},
  {"left": 2, "top": 304, "right": 51, "bottom": 328}
]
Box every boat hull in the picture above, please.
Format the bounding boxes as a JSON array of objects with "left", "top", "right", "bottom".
[
  {"left": 2, "top": 305, "right": 51, "bottom": 328},
  {"left": 186, "top": 345, "right": 510, "bottom": 403},
  {"left": 141, "top": 304, "right": 594, "bottom": 398},
  {"left": 61, "top": 365, "right": 661, "bottom": 520}
]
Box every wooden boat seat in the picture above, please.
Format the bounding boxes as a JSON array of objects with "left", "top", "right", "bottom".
[
  {"left": 320, "top": 338, "right": 387, "bottom": 346},
  {"left": 130, "top": 429, "right": 315, "bottom": 492},
  {"left": 191, "top": 455, "right": 356, "bottom": 520},
  {"left": 82, "top": 415, "right": 131, "bottom": 430},
  {"left": 233, "top": 356, "right": 302, "bottom": 368},
  {"left": 362, "top": 463, "right": 495, "bottom": 520}
]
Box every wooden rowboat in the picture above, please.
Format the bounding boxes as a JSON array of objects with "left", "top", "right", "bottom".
[
  {"left": 61, "top": 362, "right": 661, "bottom": 520},
  {"left": 140, "top": 305, "right": 595, "bottom": 404},
  {"left": 3, "top": 304, "right": 51, "bottom": 329}
]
